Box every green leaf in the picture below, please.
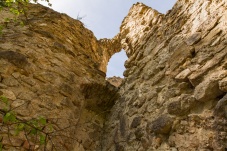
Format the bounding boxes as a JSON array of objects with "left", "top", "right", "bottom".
[
  {"left": 0, "top": 96, "right": 8, "bottom": 105},
  {"left": 14, "top": 129, "right": 20, "bottom": 136},
  {"left": 10, "top": 8, "right": 20, "bottom": 15},
  {"left": 0, "top": 96, "right": 9, "bottom": 111},
  {"left": 30, "top": 128, "right": 38, "bottom": 135},
  {"left": 29, "top": 119, "right": 38, "bottom": 127},
  {"left": 48, "top": 124, "right": 53, "bottom": 133},
  {"left": 9, "top": 113, "right": 16, "bottom": 122},
  {"left": 39, "top": 117, "right": 46, "bottom": 125},
  {"left": 39, "top": 134, "right": 46, "bottom": 145},
  {"left": 3, "top": 112, "right": 17, "bottom": 123},
  {"left": 18, "top": 123, "right": 25, "bottom": 130},
  {"left": 4, "top": 18, "right": 10, "bottom": 22},
  {"left": 20, "top": 21, "right": 24, "bottom": 27},
  {"left": 3, "top": 112, "right": 11, "bottom": 123},
  {"left": 15, "top": 123, "right": 25, "bottom": 135},
  {"left": 0, "top": 142, "right": 2, "bottom": 151}
]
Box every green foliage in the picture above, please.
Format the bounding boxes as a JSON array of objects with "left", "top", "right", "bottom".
[
  {"left": 3, "top": 112, "right": 17, "bottom": 123},
  {"left": 14, "top": 123, "right": 25, "bottom": 135},
  {"left": 0, "top": 0, "right": 51, "bottom": 16},
  {"left": 0, "top": 94, "right": 82, "bottom": 150},
  {"left": 39, "top": 117, "right": 47, "bottom": 125},
  {"left": 39, "top": 134, "right": 46, "bottom": 145},
  {"left": 0, "top": 0, "right": 51, "bottom": 8},
  {"left": 0, "top": 0, "right": 51, "bottom": 35},
  {"left": 0, "top": 96, "right": 8, "bottom": 105},
  {"left": 0, "top": 95, "right": 9, "bottom": 111},
  {"left": 0, "top": 142, "right": 2, "bottom": 151},
  {"left": 0, "top": 96, "right": 50, "bottom": 149}
]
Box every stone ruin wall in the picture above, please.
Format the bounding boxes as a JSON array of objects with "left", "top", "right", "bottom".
[
  {"left": 103, "top": 0, "right": 227, "bottom": 151},
  {"left": 0, "top": 4, "right": 121, "bottom": 151},
  {"left": 0, "top": 0, "right": 227, "bottom": 151}
]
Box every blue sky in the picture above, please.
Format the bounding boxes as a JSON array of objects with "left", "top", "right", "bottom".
[{"left": 39, "top": 0, "right": 177, "bottom": 77}]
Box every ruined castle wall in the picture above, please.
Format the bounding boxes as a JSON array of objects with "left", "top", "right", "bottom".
[
  {"left": 0, "top": 1, "right": 227, "bottom": 151},
  {"left": 0, "top": 4, "right": 120, "bottom": 151},
  {"left": 103, "top": 1, "right": 227, "bottom": 150}
]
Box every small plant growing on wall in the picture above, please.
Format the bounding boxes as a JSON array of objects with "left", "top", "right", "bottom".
[
  {"left": 0, "top": 0, "right": 51, "bottom": 35},
  {"left": 0, "top": 96, "right": 53, "bottom": 150},
  {"left": 0, "top": 95, "right": 85, "bottom": 150}
]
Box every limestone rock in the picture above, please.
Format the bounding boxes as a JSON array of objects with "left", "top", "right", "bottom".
[
  {"left": 0, "top": 89, "right": 16, "bottom": 100},
  {"left": 175, "top": 68, "right": 191, "bottom": 81},
  {"left": 106, "top": 76, "right": 123, "bottom": 87},
  {"left": 185, "top": 32, "right": 201, "bottom": 46},
  {"left": 214, "top": 94, "right": 227, "bottom": 117},
  {"left": 219, "top": 77, "right": 227, "bottom": 92},
  {"left": 148, "top": 115, "right": 173, "bottom": 134},
  {"left": 130, "top": 116, "right": 142, "bottom": 128},
  {"left": 1, "top": 0, "right": 227, "bottom": 150},
  {"left": 0, "top": 4, "right": 121, "bottom": 151},
  {"left": 167, "top": 94, "right": 195, "bottom": 116},
  {"left": 102, "top": 0, "right": 227, "bottom": 151}
]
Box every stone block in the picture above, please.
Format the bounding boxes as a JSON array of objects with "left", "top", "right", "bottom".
[
  {"left": 185, "top": 32, "right": 201, "bottom": 46},
  {"left": 168, "top": 94, "right": 195, "bottom": 116},
  {"left": 175, "top": 68, "right": 191, "bottom": 81},
  {"left": 148, "top": 115, "right": 173, "bottom": 134},
  {"left": 130, "top": 116, "right": 142, "bottom": 128},
  {"left": 219, "top": 77, "right": 227, "bottom": 92},
  {"left": 0, "top": 89, "right": 16, "bottom": 100},
  {"left": 0, "top": 51, "right": 28, "bottom": 69}
]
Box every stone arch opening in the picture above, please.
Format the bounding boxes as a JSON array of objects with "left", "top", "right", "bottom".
[{"left": 106, "top": 49, "right": 128, "bottom": 78}]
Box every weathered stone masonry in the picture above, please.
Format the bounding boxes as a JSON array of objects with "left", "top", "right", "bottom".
[
  {"left": 103, "top": 1, "right": 227, "bottom": 151},
  {"left": 0, "top": 0, "right": 227, "bottom": 151},
  {"left": 0, "top": 4, "right": 121, "bottom": 151}
]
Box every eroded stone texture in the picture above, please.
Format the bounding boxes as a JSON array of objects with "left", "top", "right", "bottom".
[
  {"left": 107, "top": 76, "right": 123, "bottom": 87},
  {"left": 1, "top": 0, "right": 227, "bottom": 151},
  {"left": 0, "top": 4, "right": 121, "bottom": 151},
  {"left": 103, "top": 1, "right": 227, "bottom": 151}
]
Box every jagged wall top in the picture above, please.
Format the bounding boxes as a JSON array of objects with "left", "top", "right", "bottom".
[
  {"left": 120, "top": 0, "right": 227, "bottom": 56},
  {"left": 120, "top": 3, "right": 163, "bottom": 56},
  {"left": 102, "top": 0, "right": 227, "bottom": 150},
  {"left": 0, "top": 4, "right": 120, "bottom": 150}
]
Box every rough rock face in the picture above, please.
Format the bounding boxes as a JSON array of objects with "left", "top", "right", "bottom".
[
  {"left": 107, "top": 76, "right": 123, "bottom": 87},
  {"left": 0, "top": 0, "right": 227, "bottom": 151},
  {"left": 103, "top": 1, "right": 227, "bottom": 151},
  {"left": 0, "top": 4, "right": 121, "bottom": 151}
]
